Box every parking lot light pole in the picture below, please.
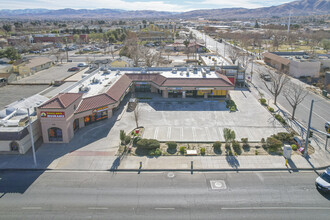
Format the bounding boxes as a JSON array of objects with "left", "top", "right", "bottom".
[
  {"left": 27, "top": 108, "right": 37, "bottom": 166},
  {"left": 304, "top": 100, "right": 314, "bottom": 157}
]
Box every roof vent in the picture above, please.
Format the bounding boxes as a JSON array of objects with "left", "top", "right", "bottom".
[{"left": 172, "top": 68, "right": 177, "bottom": 74}]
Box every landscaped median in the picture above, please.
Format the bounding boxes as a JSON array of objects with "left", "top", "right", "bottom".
[{"left": 116, "top": 128, "right": 314, "bottom": 157}]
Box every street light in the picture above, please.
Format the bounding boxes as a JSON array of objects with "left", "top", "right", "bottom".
[
  {"left": 250, "top": 55, "right": 254, "bottom": 83},
  {"left": 27, "top": 108, "right": 37, "bottom": 166}
]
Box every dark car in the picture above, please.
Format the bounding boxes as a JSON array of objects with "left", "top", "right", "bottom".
[{"left": 68, "top": 67, "right": 80, "bottom": 72}]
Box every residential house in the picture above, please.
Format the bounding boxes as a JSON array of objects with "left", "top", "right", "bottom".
[
  {"left": 111, "top": 57, "right": 133, "bottom": 68},
  {"left": 13, "top": 57, "right": 53, "bottom": 76}
]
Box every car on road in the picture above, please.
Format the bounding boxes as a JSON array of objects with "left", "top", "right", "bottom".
[
  {"left": 315, "top": 167, "right": 330, "bottom": 193},
  {"left": 77, "top": 62, "right": 88, "bottom": 67},
  {"left": 260, "top": 73, "right": 271, "bottom": 81},
  {"left": 68, "top": 67, "right": 80, "bottom": 72}
]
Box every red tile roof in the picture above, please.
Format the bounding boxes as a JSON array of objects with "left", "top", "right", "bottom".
[
  {"left": 263, "top": 52, "right": 290, "bottom": 66},
  {"left": 39, "top": 93, "right": 82, "bottom": 109},
  {"left": 75, "top": 94, "right": 116, "bottom": 113},
  {"left": 162, "top": 77, "right": 234, "bottom": 87},
  {"left": 126, "top": 73, "right": 167, "bottom": 85},
  {"left": 106, "top": 74, "right": 132, "bottom": 101}
]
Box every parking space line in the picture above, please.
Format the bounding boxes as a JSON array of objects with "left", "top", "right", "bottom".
[
  {"left": 154, "top": 127, "right": 159, "bottom": 139},
  {"left": 192, "top": 127, "right": 196, "bottom": 141},
  {"left": 180, "top": 127, "right": 183, "bottom": 140},
  {"left": 167, "top": 127, "right": 171, "bottom": 139},
  {"left": 205, "top": 127, "right": 211, "bottom": 140}
]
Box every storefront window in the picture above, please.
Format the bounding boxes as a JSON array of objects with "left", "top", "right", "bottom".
[
  {"left": 84, "top": 110, "right": 108, "bottom": 126},
  {"left": 48, "top": 127, "right": 63, "bottom": 142}
]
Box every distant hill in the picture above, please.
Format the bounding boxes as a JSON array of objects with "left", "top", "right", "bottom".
[
  {"left": 0, "top": 0, "right": 329, "bottom": 19},
  {"left": 178, "top": 0, "right": 330, "bottom": 19}
]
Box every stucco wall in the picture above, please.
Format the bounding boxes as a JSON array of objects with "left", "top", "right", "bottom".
[{"left": 289, "top": 60, "right": 320, "bottom": 78}]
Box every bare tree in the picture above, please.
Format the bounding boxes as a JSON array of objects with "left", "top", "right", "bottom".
[
  {"left": 140, "top": 47, "right": 157, "bottom": 67},
  {"left": 228, "top": 46, "right": 240, "bottom": 64},
  {"left": 260, "top": 69, "right": 290, "bottom": 105},
  {"left": 283, "top": 82, "right": 308, "bottom": 120}
]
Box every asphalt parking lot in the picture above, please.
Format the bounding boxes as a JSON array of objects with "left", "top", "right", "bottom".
[
  {"left": 15, "top": 62, "right": 82, "bottom": 84},
  {"left": 121, "top": 89, "right": 287, "bottom": 142},
  {"left": 0, "top": 85, "right": 48, "bottom": 109}
]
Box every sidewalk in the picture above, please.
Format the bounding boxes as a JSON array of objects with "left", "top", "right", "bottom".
[{"left": 0, "top": 143, "right": 329, "bottom": 171}]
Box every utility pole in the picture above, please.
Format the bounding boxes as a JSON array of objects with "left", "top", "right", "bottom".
[
  {"left": 287, "top": 11, "right": 291, "bottom": 34},
  {"left": 27, "top": 108, "right": 37, "bottom": 166},
  {"left": 65, "top": 37, "right": 69, "bottom": 62},
  {"left": 304, "top": 100, "right": 314, "bottom": 156},
  {"left": 250, "top": 55, "right": 254, "bottom": 83}
]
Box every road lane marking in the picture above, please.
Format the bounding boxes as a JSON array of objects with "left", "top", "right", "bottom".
[
  {"left": 221, "top": 207, "right": 330, "bottom": 210},
  {"left": 88, "top": 207, "right": 108, "bottom": 210},
  {"left": 155, "top": 208, "right": 175, "bottom": 210},
  {"left": 22, "top": 207, "right": 42, "bottom": 210}
]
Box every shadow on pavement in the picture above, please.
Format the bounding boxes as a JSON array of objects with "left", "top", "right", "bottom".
[
  {"left": 287, "top": 159, "right": 299, "bottom": 173},
  {"left": 0, "top": 94, "right": 131, "bottom": 194},
  {"left": 226, "top": 155, "right": 240, "bottom": 169},
  {"left": 0, "top": 171, "right": 44, "bottom": 195}
]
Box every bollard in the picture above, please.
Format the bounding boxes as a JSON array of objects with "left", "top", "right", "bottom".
[
  {"left": 285, "top": 159, "right": 288, "bottom": 166},
  {"left": 191, "top": 161, "right": 193, "bottom": 174},
  {"left": 140, "top": 161, "right": 142, "bottom": 169}
]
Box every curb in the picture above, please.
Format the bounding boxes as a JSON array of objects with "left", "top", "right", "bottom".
[{"left": 1, "top": 165, "right": 329, "bottom": 172}]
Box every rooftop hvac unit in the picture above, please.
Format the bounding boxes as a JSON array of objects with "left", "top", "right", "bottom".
[
  {"left": 79, "top": 85, "right": 90, "bottom": 92},
  {"left": 116, "top": 70, "right": 121, "bottom": 75},
  {"left": 91, "top": 77, "right": 100, "bottom": 84},
  {"left": 172, "top": 68, "right": 177, "bottom": 74},
  {"left": 186, "top": 70, "right": 190, "bottom": 77},
  {"left": 193, "top": 67, "right": 198, "bottom": 74}
]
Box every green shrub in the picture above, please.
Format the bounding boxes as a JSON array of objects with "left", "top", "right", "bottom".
[
  {"left": 200, "top": 147, "right": 206, "bottom": 155},
  {"left": 261, "top": 138, "right": 265, "bottom": 143},
  {"left": 179, "top": 146, "right": 186, "bottom": 154},
  {"left": 241, "top": 138, "right": 248, "bottom": 145},
  {"left": 266, "top": 137, "right": 282, "bottom": 151},
  {"left": 275, "top": 114, "right": 286, "bottom": 125},
  {"left": 137, "top": 139, "right": 160, "bottom": 149},
  {"left": 213, "top": 141, "right": 222, "bottom": 149},
  {"left": 255, "top": 150, "right": 259, "bottom": 155},
  {"left": 148, "top": 148, "right": 162, "bottom": 157},
  {"left": 226, "top": 100, "right": 237, "bottom": 110},
  {"left": 272, "top": 132, "right": 293, "bottom": 142},
  {"left": 260, "top": 98, "right": 267, "bottom": 106},
  {"left": 228, "top": 150, "right": 233, "bottom": 156},
  {"left": 232, "top": 140, "right": 241, "bottom": 155},
  {"left": 124, "top": 136, "right": 131, "bottom": 145},
  {"left": 291, "top": 144, "right": 298, "bottom": 151},
  {"left": 230, "top": 106, "right": 236, "bottom": 112},
  {"left": 166, "top": 142, "right": 177, "bottom": 149},
  {"left": 133, "top": 136, "right": 141, "bottom": 145},
  {"left": 268, "top": 107, "right": 274, "bottom": 112}
]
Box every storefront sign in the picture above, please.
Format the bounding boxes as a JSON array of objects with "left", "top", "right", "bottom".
[
  {"left": 170, "top": 87, "right": 182, "bottom": 90},
  {"left": 196, "top": 88, "right": 214, "bottom": 90},
  {"left": 135, "top": 82, "right": 149, "bottom": 85},
  {"left": 92, "top": 106, "right": 108, "bottom": 113},
  {"left": 40, "top": 111, "right": 65, "bottom": 118}
]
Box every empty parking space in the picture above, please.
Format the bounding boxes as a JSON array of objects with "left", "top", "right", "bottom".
[{"left": 119, "top": 90, "right": 287, "bottom": 142}]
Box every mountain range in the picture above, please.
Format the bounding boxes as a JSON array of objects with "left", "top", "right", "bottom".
[{"left": 0, "top": 0, "right": 329, "bottom": 19}]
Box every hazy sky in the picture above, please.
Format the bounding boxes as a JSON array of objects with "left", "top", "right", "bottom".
[{"left": 1, "top": 0, "right": 295, "bottom": 12}]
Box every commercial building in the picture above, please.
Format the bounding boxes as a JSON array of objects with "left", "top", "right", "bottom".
[
  {"left": 13, "top": 57, "right": 53, "bottom": 76},
  {"left": 263, "top": 52, "right": 321, "bottom": 78},
  {"left": 0, "top": 94, "right": 49, "bottom": 154},
  {"left": 37, "top": 67, "right": 234, "bottom": 143}
]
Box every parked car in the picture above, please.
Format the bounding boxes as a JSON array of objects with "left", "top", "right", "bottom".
[
  {"left": 325, "top": 122, "right": 329, "bottom": 133},
  {"left": 77, "top": 63, "right": 88, "bottom": 67},
  {"left": 68, "top": 67, "right": 80, "bottom": 72},
  {"left": 315, "top": 167, "right": 330, "bottom": 193}
]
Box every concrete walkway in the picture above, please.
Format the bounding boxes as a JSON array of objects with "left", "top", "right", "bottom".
[{"left": 0, "top": 144, "right": 329, "bottom": 171}]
